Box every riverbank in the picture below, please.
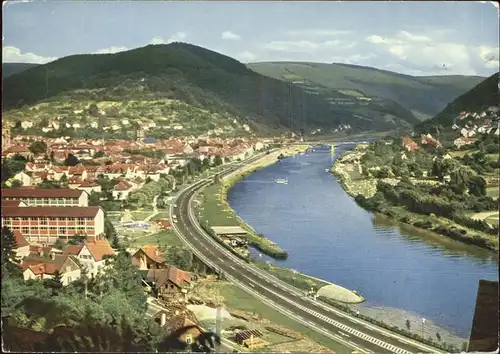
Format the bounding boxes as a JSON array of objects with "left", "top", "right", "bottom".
[
  {"left": 331, "top": 147, "right": 499, "bottom": 252},
  {"left": 199, "top": 147, "right": 365, "bottom": 304},
  {"left": 220, "top": 146, "right": 312, "bottom": 259},
  {"left": 198, "top": 149, "right": 297, "bottom": 261}
]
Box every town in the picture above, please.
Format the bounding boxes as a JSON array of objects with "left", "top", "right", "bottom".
[{"left": 1, "top": 124, "right": 328, "bottom": 352}]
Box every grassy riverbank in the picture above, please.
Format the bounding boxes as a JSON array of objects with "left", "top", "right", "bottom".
[
  {"left": 204, "top": 147, "right": 312, "bottom": 260},
  {"left": 331, "top": 147, "right": 499, "bottom": 251}
]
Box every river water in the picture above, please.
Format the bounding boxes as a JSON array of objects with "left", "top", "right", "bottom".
[{"left": 227, "top": 144, "right": 498, "bottom": 338}]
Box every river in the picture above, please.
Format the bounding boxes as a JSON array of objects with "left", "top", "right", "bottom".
[{"left": 227, "top": 144, "right": 498, "bottom": 339}]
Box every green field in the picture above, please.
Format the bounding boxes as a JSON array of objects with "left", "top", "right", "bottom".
[
  {"left": 254, "top": 261, "right": 329, "bottom": 292},
  {"left": 486, "top": 215, "right": 499, "bottom": 226},
  {"left": 133, "top": 230, "right": 183, "bottom": 248},
  {"left": 151, "top": 211, "right": 170, "bottom": 221},
  {"left": 486, "top": 186, "right": 499, "bottom": 199},
  {"left": 337, "top": 89, "right": 365, "bottom": 97},
  {"left": 131, "top": 211, "right": 153, "bottom": 221},
  {"left": 199, "top": 185, "right": 240, "bottom": 227}
]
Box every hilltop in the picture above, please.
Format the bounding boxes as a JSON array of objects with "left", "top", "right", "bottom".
[
  {"left": 248, "top": 62, "right": 484, "bottom": 121},
  {"left": 4, "top": 43, "right": 420, "bottom": 139},
  {"left": 2, "top": 63, "right": 39, "bottom": 79},
  {"left": 415, "top": 72, "right": 499, "bottom": 133}
]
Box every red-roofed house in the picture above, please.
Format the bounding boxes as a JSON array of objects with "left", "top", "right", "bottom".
[
  {"left": 21, "top": 253, "right": 81, "bottom": 285},
  {"left": 453, "top": 137, "right": 478, "bottom": 149},
  {"left": 141, "top": 267, "right": 192, "bottom": 302},
  {"left": 401, "top": 136, "right": 419, "bottom": 152},
  {"left": 155, "top": 219, "right": 173, "bottom": 231},
  {"left": 77, "top": 180, "right": 102, "bottom": 194},
  {"left": 421, "top": 134, "right": 442, "bottom": 148},
  {"left": 68, "top": 176, "right": 83, "bottom": 189},
  {"left": 13, "top": 230, "right": 30, "bottom": 260},
  {"left": 2, "top": 145, "right": 33, "bottom": 159},
  {"left": 112, "top": 180, "right": 134, "bottom": 200},
  {"left": 63, "top": 238, "right": 115, "bottom": 276},
  {"left": 9, "top": 171, "right": 33, "bottom": 187},
  {"left": 132, "top": 244, "right": 166, "bottom": 270}
]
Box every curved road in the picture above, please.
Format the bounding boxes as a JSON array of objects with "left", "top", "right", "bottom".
[{"left": 170, "top": 155, "right": 443, "bottom": 354}]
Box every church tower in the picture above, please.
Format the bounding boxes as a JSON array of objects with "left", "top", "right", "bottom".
[{"left": 2, "top": 123, "right": 12, "bottom": 151}]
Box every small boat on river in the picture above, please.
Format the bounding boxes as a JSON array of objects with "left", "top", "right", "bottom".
[{"left": 275, "top": 178, "right": 289, "bottom": 184}]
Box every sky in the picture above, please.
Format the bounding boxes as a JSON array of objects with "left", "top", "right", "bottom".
[{"left": 2, "top": 1, "right": 499, "bottom": 77}]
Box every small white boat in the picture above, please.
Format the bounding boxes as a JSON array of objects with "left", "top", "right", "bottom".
[{"left": 275, "top": 178, "right": 288, "bottom": 184}]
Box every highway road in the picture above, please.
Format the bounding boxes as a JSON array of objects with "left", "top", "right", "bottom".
[{"left": 170, "top": 154, "right": 443, "bottom": 354}]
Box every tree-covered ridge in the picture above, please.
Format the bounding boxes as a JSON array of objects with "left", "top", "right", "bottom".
[
  {"left": 416, "top": 72, "right": 499, "bottom": 132},
  {"left": 248, "top": 61, "right": 485, "bottom": 120},
  {"left": 4, "top": 43, "right": 417, "bottom": 135},
  {"left": 2, "top": 63, "right": 39, "bottom": 79}
]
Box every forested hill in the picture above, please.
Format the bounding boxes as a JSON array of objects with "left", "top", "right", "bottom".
[
  {"left": 415, "top": 72, "right": 499, "bottom": 132},
  {"left": 3, "top": 43, "right": 419, "bottom": 136},
  {"left": 248, "top": 62, "right": 484, "bottom": 121},
  {"left": 2, "top": 63, "right": 39, "bottom": 79}
]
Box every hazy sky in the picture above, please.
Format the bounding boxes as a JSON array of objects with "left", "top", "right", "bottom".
[{"left": 2, "top": 1, "right": 499, "bottom": 76}]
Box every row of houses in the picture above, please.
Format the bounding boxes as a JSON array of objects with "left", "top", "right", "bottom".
[
  {"left": 12, "top": 228, "right": 192, "bottom": 301},
  {"left": 452, "top": 107, "right": 500, "bottom": 138}
]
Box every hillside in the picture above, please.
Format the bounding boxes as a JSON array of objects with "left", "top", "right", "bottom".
[
  {"left": 2, "top": 63, "right": 39, "bottom": 79},
  {"left": 415, "top": 72, "right": 499, "bottom": 133},
  {"left": 248, "top": 62, "right": 484, "bottom": 121},
  {"left": 3, "top": 43, "right": 420, "bottom": 139}
]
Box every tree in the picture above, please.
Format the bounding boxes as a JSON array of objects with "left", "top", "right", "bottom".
[
  {"left": 54, "top": 238, "right": 65, "bottom": 250},
  {"left": 28, "top": 141, "right": 48, "bottom": 155},
  {"left": 214, "top": 156, "right": 223, "bottom": 166},
  {"left": 100, "top": 253, "right": 147, "bottom": 311},
  {"left": 111, "top": 235, "right": 121, "bottom": 250},
  {"left": 449, "top": 166, "right": 473, "bottom": 193},
  {"left": 94, "top": 150, "right": 105, "bottom": 158},
  {"left": 44, "top": 270, "right": 63, "bottom": 296},
  {"left": 467, "top": 175, "right": 487, "bottom": 197},
  {"left": 64, "top": 153, "right": 80, "bottom": 166},
  {"left": 431, "top": 160, "right": 445, "bottom": 180},
  {"left": 1, "top": 227, "right": 21, "bottom": 279},
  {"left": 88, "top": 103, "right": 99, "bottom": 116},
  {"left": 59, "top": 174, "right": 68, "bottom": 187},
  {"left": 10, "top": 180, "right": 23, "bottom": 188},
  {"left": 1, "top": 157, "right": 27, "bottom": 184},
  {"left": 164, "top": 246, "right": 193, "bottom": 271},
  {"left": 88, "top": 191, "right": 101, "bottom": 206},
  {"left": 104, "top": 218, "right": 117, "bottom": 241},
  {"left": 39, "top": 179, "right": 62, "bottom": 189}
]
